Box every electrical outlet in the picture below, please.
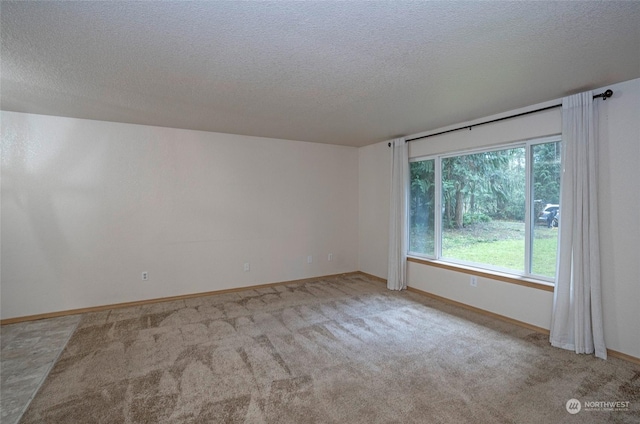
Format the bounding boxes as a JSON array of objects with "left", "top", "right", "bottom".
[
  {"left": 470, "top": 276, "right": 478, "bottom": 287},
  {"left": 307, "top": 255, "right": 312, "bottom": 264},
  {"left": 243, "top": 262, "right": 250, "bottom": 272},
  {"left": 142, "top": 272, "right": 149, "bottom": 281},
  {"left": 328, "top": 253, "right": 333, "bottom": 261}
]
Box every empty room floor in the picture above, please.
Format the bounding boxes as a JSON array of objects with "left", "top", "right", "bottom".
[{"left": 1, "top": 274, "right": 638, "bottom": 423}]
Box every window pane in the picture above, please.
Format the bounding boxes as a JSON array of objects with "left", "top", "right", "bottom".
[
  {"left": 532, "top": 141, "right": 561, "bottom": 278},
  {"left": 409, "top": 159, "right": 435, "bottom": 256},
  {"left": 441, "top": 147, "right": 526, "bottom": 272}
]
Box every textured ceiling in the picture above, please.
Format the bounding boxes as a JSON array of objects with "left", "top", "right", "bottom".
[{"left": 1, "top": 1, "right": 639, "bottom": 147}]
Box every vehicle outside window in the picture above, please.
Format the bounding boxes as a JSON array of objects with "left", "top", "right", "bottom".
[{"left": 537, "top": 204, "right": 559, "bottom": 228}]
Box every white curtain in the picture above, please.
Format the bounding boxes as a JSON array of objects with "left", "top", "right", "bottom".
[
  {"left": 550, "top": 91, "right": 606, "bottom": 359},
  {"left": 387, "top": 138, "right": 408, "bottom": 290}
]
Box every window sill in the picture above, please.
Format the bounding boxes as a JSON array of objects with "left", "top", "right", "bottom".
[{"left": 406, "top": 256, "right": 555, "bottom": 292}]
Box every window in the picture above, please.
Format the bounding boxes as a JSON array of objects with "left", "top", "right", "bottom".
[
  {"left": 530, "top": 141, "right": 561, "bottom": 278},
  {"left": 409, "top": 159, "right": 435, "bottom": 256},
  {"left": 409, "top": 136, "right": 561, "bottom": 281}
]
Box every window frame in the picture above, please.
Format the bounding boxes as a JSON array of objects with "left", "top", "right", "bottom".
[{"left": 408, "top": 135, "right": 561, "bottom": 284}]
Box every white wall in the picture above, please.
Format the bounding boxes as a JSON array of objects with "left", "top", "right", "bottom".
[
  {"left": 357, "top": 78, "right": 640, "bottom": 359},
  {"left": 358, "top": 141, "right": 390, "bottom": 279},
  {"left": 597, "top": 78, "right": 640, "bottom": 359},
  {"left": 1, "top": 112, "right": 359, "bottom": 319}
]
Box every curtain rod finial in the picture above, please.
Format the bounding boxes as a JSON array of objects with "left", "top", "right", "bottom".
[{"left": 594, "top": 89, "right": 613, "bottom": 100}]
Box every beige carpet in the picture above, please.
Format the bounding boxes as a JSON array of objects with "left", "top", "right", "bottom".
[{"left": 20, "top": 274, "right": 639, "bottom": 423}]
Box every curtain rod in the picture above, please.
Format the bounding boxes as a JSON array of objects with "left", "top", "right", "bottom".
[{"left": 388, "top": 89, "right": 613, "bottom": 146}]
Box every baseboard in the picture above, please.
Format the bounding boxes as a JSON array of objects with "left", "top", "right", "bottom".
[
  {"left": 0, "top": 272, "right": 361, "bottom": 325},
  {"left": 406, "top": 285, "right": 640, "bottom": 366},
  {"left": 607, "top": 348, "right": 640, "bottom": 366},
  {"left": 4, "top": 271, "right": 638, "bottom": 366},
  {"left": 355, "top": 272, "right": 551, "bottom": 334},
  {"left": 357, "top": 271, "right": 387, "bottom": 284},
  {"left": 406, "top": 286, "right": 551, "bottom": 335}
]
